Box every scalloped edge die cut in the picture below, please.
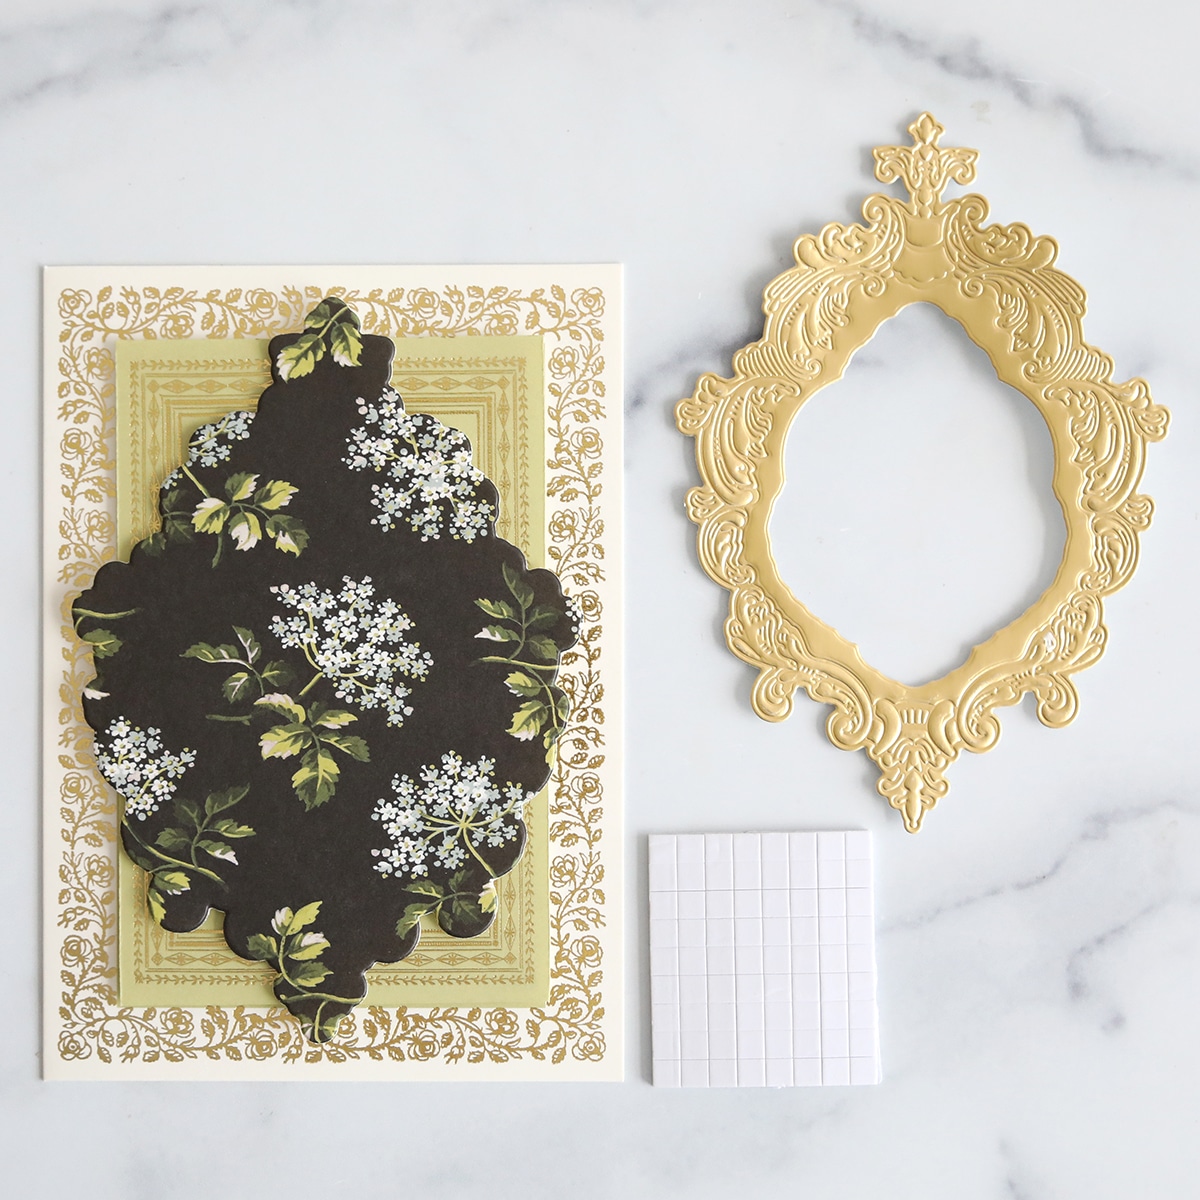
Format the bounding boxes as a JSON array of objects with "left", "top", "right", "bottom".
[{"left": 676, "top": 114, "right": 1167, "bottom": 832}]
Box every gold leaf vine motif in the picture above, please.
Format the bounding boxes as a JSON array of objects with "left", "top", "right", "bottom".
[
  {"left": 54, "top": 282, "right": 610, "bottom": 1065},
  {"left": 677, "top": 114, "right": 1167, "bottom": 832}
]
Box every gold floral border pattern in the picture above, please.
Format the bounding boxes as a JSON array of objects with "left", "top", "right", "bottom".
[{"left": 52, "top": 281, "right": 610, "bottom": 1067}]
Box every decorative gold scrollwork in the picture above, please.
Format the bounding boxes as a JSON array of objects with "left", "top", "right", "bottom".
[{"left": 677, "top": 114, "right": 1167, "bottom": 832}]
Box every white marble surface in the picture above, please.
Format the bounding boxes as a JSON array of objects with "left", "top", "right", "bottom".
[{"left": 7, "top": 0, "right": 1200, "bottom": 1195}]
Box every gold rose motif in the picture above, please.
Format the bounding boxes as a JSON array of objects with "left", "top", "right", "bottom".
[{"left": 50, "top": 279, "right": 613, "bottom": 1068}]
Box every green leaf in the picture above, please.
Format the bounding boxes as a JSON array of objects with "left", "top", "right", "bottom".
[
  {"left": 175, "top": 798, "right": 202, "bottom": 830},
  {"left": 82, "top": 628, "right": 122, "bottom": 658},
  {"left": 476, "top": 623, "right": 520, "bottom": 643},
  {"left": 154, "top": 827, "right": 190, "bottom": 852},
  {"left": 224, "top": 472, "right": 259, "bottom": 502},
  {"left": 253, "top": 479, "right": 298, "bottom": 511},
  {"left": 450, "top": 893, "right": 483, "bottom": 922},
  {"left": 504, "top": 671, "right": 542, "bottom": 697},
  {"left": 309, "top": 704, "right": 357, "bottom": 729},
  {"left": 182, "top": 641, "right": 219, "bottom": 663},
  {"left": 508, "top": 701, "right": 548, "bottom": 740},
  {"left": 291, "top": 900, "right": 323, "bottom": 931},
  {"left": 210, "top": 819, "right": 256, "bottom": 839},
  {"left": 223, "top": 671, "right": 254, "bottom": 704},
  {"left": 396, "top": 903, "right": 434, "bottom": 938},
  {"left": 527, "top": 635, "right": 559, "bottom": 662},
  {"left": 245, "top": 933, "right": 278, "bottom": 962},
  {"left": 260, "top": 660, "right": 295, "bottom": 690},
  {"left": 287, "top": 935, "right": 330, "bottom": 961},
  {"left": 197, "top": 838, "right": 237, "bottom": 864},
  {"left": 475, "top": 597, "right": 517, "bottom": 621},
  {"left": 205, "top": 785, "right": 250, "bottom": 815},
  {"left": 264, "top": 513, "right": 309, "bottom": 555},
  {"left": 303, "top": 298, "right": 353, "bottom": 331},
  {"left": 478, "top": 885, "right": 497, "bottom": 913},
  {"left": 312, "top": 1010, "right": 347, "bottom": 1042},
  {"left": 182, "top": 641, "right": 239, "bottom": 664},
  {"left": 227, "top": 510, "right": 262, "bottom": 551},
  {"left": 303, "top": 299, "right": 336, "bottom": 329},
  {"left": 233, "top": 626, "right": 261, "bottom": 663},
  {"left": 292, "top": 747, "right": 340, "bottom": 809},
  {"left": 406, "top": 880, "right": 445, "bottom": 899},
  {"left": 255, "top": 693, "right": 307, "bottom": 722},
  {"left": 321, "top": 732, "right": 370, "bottom": 762},
  {"left": 147, "top": 887, "right": 166, "bottom": 924},
  {"left": 125, "top": 847, "right": 158, "bottom": 874},
  {"left": 328, "top": 318, "right": 364, "bottom": 367},
  {"left": 192, "top": 497, "right": 230, "bottom": 533},
  {"left": 154, "top": 869, "right": 191, "bottom": 895},
  {"left": 275, "top": 331, "right": 324, "bottom": 380},
  {"left": 260, "top": 722, "right": 313, "bottom": 760},
  {"left": 161, "top": 512, "right": 193, "bottom": 545},
  {"left": 526, "top": 605, "right": 561, "bottom": 631},
  {"left": 554, "top": 690, "right": 571, "bottom": 721},
  {"left": 502, "top": 562, "right": 534, "bottom": 610},
  {"left": 289, "top": 961, "right": 332, "bottom": 988}
]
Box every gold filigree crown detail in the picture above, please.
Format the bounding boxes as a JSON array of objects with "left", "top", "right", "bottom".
[{"left": 873, "top": 112, "right": 978, "bottom": 217}]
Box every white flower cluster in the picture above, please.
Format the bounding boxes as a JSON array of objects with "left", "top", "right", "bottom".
[
  {"left": 161, "top": 410, "right": 256, "bottom": 489},
  {"left": 93, "top": 716, "right": 196, "bottom": 821},
  {"left": 269, "top": 575, "right": 433, "bottom": 726},
  {"left": 343, "top": 388, "right": 494, "bottom": 542},
  {"left": 564, "top": 594, "right": 583, "bottom": 637},
  {"left": 371, "top": 752, "right": 530, "bottom": 878}
]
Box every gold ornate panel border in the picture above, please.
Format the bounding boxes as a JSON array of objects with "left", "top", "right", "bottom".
[
  {"left": 676, "top": 114, "right": 1167, "bottom": 832},
  {"left": 47, "top": 275, "right": 618, "bottom": 1073}
]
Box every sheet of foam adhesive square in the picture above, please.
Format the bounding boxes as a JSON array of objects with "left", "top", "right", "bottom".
[{"left": 649, "top": 831, "right": 879, "bottom": 1088}]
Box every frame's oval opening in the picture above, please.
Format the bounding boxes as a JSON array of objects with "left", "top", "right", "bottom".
[{"left": 768, "top": 302, "right": 1067, "bottom": 688}]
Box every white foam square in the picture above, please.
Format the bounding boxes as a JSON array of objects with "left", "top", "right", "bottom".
[
  {"left": 823, "top": 1057, "right": 851, "bottom": 1086},
  {"left": 737, "top": 1058, "right": 766, "bottom": 1088},
  {"left": 706, "top": 917, "right": 734, "bottom": 947},
  {"left": 794, "top": 1058, "right": 822, "bottom": 1086},
  {"left": 762, "top": 944, "right": 791, "bottom": 975},
  {"left": 766, "top": 1057, "right": 794, "bottom": 1088},
  {"left": 648, "top": 831, "right": 879, "bottom": 1088},
  {"left": 817, "top": 857, "right": 846, "bottom": 888},
  {"left": 709, "top": 1059, "right": 738, "bottom": 1087},
  {"left": 709, "top": 1028, "right": 737, "bottom": 1060}
]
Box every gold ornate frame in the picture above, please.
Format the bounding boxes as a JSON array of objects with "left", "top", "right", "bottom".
[{"left": 677, "top": 114, "right": 1167, "bottom": 832}]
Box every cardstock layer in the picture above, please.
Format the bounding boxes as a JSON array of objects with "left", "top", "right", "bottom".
[{"left": 43, "top": 267, "right": 623, "bottom": 1079}]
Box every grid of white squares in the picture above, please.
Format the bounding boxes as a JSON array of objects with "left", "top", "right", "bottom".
[{"left": 649, "top": 831, "right": 879, "bottom": 1088}]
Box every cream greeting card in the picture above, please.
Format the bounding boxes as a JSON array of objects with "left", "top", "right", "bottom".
[{"left": 43, "top": 267, "right": 622, "bottom": 1079}]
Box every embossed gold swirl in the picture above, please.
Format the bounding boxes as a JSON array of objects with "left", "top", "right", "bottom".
[{"left": 677, "top": 114, "right": 1167, "bottom": 832}]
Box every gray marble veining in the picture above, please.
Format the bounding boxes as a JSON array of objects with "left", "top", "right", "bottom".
[{"left": 6, "top": 1, "right": 1200, "bottom": 1197}]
